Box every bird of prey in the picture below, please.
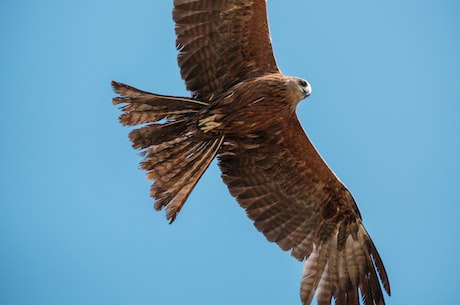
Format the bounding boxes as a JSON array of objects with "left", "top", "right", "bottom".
[{"left": 112, "top": 1, "right": 391, "bottom": 304}]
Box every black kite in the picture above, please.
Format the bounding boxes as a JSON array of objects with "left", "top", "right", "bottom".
[{"left": 112, "top": 1, "right": 391, "bottom": 304}]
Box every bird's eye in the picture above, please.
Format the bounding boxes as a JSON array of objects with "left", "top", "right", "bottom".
[{"left": 298, "top": 79, "right": 307, "bottom": 87}]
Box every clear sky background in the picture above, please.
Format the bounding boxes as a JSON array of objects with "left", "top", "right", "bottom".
[{"left": 1, "top": 1, "right": 459, "bottom": 304}]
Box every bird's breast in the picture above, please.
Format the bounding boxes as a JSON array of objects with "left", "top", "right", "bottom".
[{"left": 202, "top": 76, "right": 299, "bottom": 134}]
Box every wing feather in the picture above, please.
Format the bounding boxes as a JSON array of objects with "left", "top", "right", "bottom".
[
  {"left": 173, "top": 0, "right": 279, "bottom": 100},
  {"left": 218, "top": 117, "right": 390, "bottom": 305}
]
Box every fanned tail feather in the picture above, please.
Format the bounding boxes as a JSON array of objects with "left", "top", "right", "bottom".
[
  {"left": 112, "top": 81, "right": 224, "bottom": 222},
  {"left": 112, "top": 80, "right": 208, "bottom": 126},
  {"left": 144, "top": 133, "right": 224, "bottom": 222}
]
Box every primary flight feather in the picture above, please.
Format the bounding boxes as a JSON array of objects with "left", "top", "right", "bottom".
[{"left": 112, "top": 1, "right": 391, "bottom": 304}]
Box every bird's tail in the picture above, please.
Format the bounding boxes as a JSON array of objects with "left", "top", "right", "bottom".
[{"left": 112, "top": 81, "right": 224, "bottom": 223}]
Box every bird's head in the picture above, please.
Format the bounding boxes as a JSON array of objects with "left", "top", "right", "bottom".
[
  {"left": 287, "top": 76, "right": 312, "bottom": 102},
  {"left": 297, "top": 78, "right": 312, "bottom": 99}
]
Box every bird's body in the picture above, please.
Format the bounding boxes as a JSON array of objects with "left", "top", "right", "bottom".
[
  {"left": 200, "top": 73, "right": 310, "bottom": 134},
  {"left": 112, "top": 1, "right": 390, "bottom": 304}
]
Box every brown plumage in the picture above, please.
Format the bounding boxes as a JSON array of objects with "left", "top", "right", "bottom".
[{"left": 112, "top": 1, "right": 391, "bottom": 304}]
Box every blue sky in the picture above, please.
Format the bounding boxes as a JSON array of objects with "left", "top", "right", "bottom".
[{"left": 1, "top": 0, "right": 459, "bottom": 304}]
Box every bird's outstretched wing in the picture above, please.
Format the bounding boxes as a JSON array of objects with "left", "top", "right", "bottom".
[
  {"left": 173, "top": 0, "right": 279, "bottom": 100},
  {"left": 218, "top": 116, "right": 391, "bottom": 305}
]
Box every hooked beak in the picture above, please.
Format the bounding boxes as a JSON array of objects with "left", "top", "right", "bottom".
[{"left": 302, "top": 86, "right": 312, "bottom": 98}]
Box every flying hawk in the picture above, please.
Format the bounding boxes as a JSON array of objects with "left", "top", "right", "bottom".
[{"left": 112, "top": 1, "right": 391, "bottom": 304}]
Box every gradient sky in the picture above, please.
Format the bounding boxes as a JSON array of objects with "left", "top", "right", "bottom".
[{"left": 1, "top": 1, "right": 459, "bottom": 304}]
